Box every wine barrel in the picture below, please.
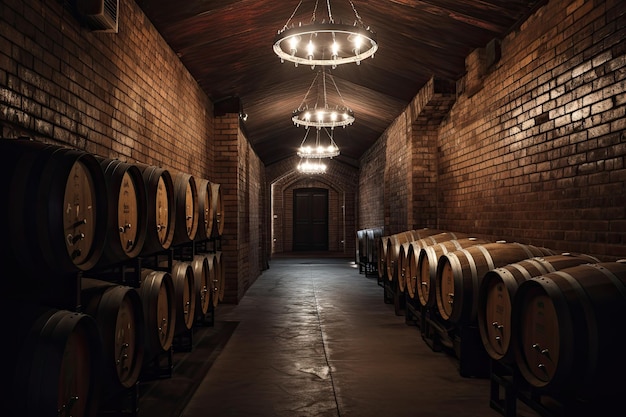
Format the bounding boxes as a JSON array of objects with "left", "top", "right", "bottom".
[
  {"left": 210, "top": 182, "right": 224, "bottom": 238},
  {"left": 435, "top": 241, "right": 555, "bottom": 324},
  {"left": 512, "top": 261, "right": 626, "bottom": 398},
  {"left": 81, "top": 277, "right": 145, "bottom": 394},
  {"left": 414, "top": 237, "right": 490, "bottom": 307},
  {"left": 477, "top": 253, "right": 600, "bottom": 363},
  {"left": 365, "top": 227, "right": 383, "bottom": 265},
  {"left": 399, "top": 232, "right": 468, "bottom": 294},
  {"left": 170, "top": 171, "right": 200, "bottom": 246},
  {"left": 2, "top": 302, "right": 102, "bottom": 417},
  {"left": 0, "top": 139, "right": 108, "bottom": 273},
  {"left": 171, "top": 260, "right": 197, "bottom": 333},
  {"left": 216, "top": 251, "right": 226, "bottom": 303},
  {"left": 191, "top": 254, "right": 212, "bottom": 319},
  {"left": 137, "top": 269, "right": 176, "bottom": 361},
  {"left": 138, "top": 165, "right": 176, "bottom": 256},
  {"left": 195, "top": 178, "right": 215, "bottom": 241},
  {"left": 385, "top": 228, "right": 445, "bottom": 282},
  {"left": 378, "top": 235, "right": 389, "bottom": 280},
  {"left": 356, "top": 229, "right": 366, "bottom": 264},
  {"left": 205, "top": 252, "right": 221, "bottom": 307},
  {"left": 95, "top": 158, "right": 148, "bottom": 267}
]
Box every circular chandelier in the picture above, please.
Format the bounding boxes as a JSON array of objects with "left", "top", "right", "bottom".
[
  {"left": 297, "top": 128, "right": 340, "bottom": 159},
  {"left": 293, "top": 69, "right": 354, "bottom": 129},
  {"left": 274, "top": 0, "right": 378, "bottom": 69},
  {"left": 297, "top": 159, "right": 327, "bottom": 174}
]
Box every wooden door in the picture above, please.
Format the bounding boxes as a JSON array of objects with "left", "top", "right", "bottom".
[{"left": 293, "top": 188, "right": 328, "bottom": 251}]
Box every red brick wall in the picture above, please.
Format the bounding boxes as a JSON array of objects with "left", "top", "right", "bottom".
[
  {"left": 359, "top": 0, "right": 626, "bottom": 261},
  {"left": 0, "top": 0, "right": 214, "bottom": 178}
]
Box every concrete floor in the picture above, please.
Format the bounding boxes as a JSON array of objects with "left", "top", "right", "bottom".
[{"left": 138, "top": 255, "right": 539, "bottom": 417}]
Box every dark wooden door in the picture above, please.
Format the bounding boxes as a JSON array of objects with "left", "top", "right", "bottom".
[{"left": 293, "top": 188, "right": 328, "bottom": 251}]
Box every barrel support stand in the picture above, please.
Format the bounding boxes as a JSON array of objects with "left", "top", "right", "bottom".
[
  {"left": 421, "top": 308, "right": 448, "bottom": 352},
  {"left": 140, "top": 348, "right": 173, "bottom": 381},
  {"left": 173, "top": 327, "right": 194, "bottom": 352},
  {"left": 404, "top": 298, "right": 422, "bottom": 328},
  {"left": 196, "top": 303, "right": 215, "bottom": 327},
  {"left": 97, "top": 382, "right": 139, "bottom": 417},
  {"left": 453, "top": 323, "right": 490, "bottom": 378},
  {"left": 489, "top": 360, "right": 517, "bottom": 417}
]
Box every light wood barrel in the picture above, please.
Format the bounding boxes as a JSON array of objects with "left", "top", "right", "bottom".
[
  {"left": 95, "top": 158, "right": 148, "bottom": 267},
  {"left": 195, "top": 178, "right": 215, "bottom": 241},
  {"left": 4, "top": 303, "right": 102, "bottom": 417},
  {"left": 170, "top": 171, "right": 200, "bottom": 246},
  {"left": 414, "top": 237, "right": 489, "bottom": 306},
  {"left": 171, "top": 260, "right": 197, "bottom": 333},
  {"left": 81, "top": 277, "right": 145, "bottom": 393},
  {"left": 0, "top": 139, "right": 108, "bottom": 273},
  {"left": 477, "top": 253, "right": 600, "bottom": 363},
  {"left": 399, "top": 232, "right": 467, "bottom": 294},
  {"left": 435, "top": 242, "right": 555, "bottom": 324},
  {"left": 512, "top": 261, "right": 626, "bottom": 399},
  {"left": 192, "top": 254, "right": 212, "bottom": 318},
  {"left": 138, "top": 165, "right": 176, "bottom": 256},
  {"left": 385, "top": 229, "right": 445, "bottom": 282},
  {"left": 378, "top": 235, "right": 389, "bottom": 279},
  {"left": 210, "top": 182, "right": 224, "bottom": 238},
  {"left": 137, "top": 269, "right": 176, "bottom": 361}
]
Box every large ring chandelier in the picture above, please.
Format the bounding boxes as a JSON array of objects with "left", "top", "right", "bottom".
[
  {"left": 274, "top": 0, "right": 378, "bottom": 69},
  {"left": 293, "top": 69, "right": 354, "bottom": 129},
  {"left": 297, "top": 127, "right": 340, "bottom": 159},
  {"left": 297, "top": 158, "right": 327, "bottom": 174}
]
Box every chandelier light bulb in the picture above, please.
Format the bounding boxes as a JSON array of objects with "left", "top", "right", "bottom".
[{"left": 274, "top": 1, "right": 377, "bottom": 68}]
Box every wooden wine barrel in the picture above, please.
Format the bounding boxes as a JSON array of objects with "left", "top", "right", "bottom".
[
  {"left": 210, "top": 181, "right": 224, "bottom": 238},
  {"left": 137, "top": 165, "right": 176, "bottom": 256},
  {"left": 0, "top": 139, "right": 108, "bottom": 273},
  {"left": 195, "top": 178, "right": 215, "bottom": 241},
  {"left": 365, "top": 228, "right": 383, "bottom": 265},
  {"left": 170, "top": 171, "right": 200, "bottom": 246},
  {"left": 171, "top": 260, "right": 197, "bottom": 333},
  {"left": 414, "top": 237, "right": 489, "bottom": 307},
  {"left": 216, "top": 251, "right": 226, "bottom": 303},
  {"left": 356, "top": 229, "right": 366, "bottom": 265},
  {"left": 512, "top": 261, "right": 626, "bottom": 398},
  {"left": 191, "top": 254, "right": 212, "bottom": 319},
  {"left": 95, "top": 158, "right": 148, "bottom": 268},
  {"left": 385, "top": 229, "right": 445, "bottom": 282},
  {"left": 3, "top": 302, "right": 102, "bottom": 417},
  {"left": 477, "top": 253, "right": 600, "bottom": 363},
  {"left": 399, "top": 232, "right": 468, "bottom": 294},
  {"left": 377, "top": 235, "right": 389, "bottom": 280},
  {"left": 81, "top": 277, "right": 145, "bottom": 394},
  {"left": 435, "top": 241, "right": 555, "bottom": 324},
  {"left": 137, "top": 269, "right": 176, "bottom": 361},
  {"left": 205, "top": 252, "right": 220, "bottom": 307}
]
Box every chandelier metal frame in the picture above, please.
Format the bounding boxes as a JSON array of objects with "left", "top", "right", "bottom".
[
  {"left": 297, "top": 127, "right": 340, "bottom": 159},
  {"left": 293, "top": 69, "right": 355, "bottom": 129},
  {"left": 274, "top": 0, "right": 377, "bottom": 69}
]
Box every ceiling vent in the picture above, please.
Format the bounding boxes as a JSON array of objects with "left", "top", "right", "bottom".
[{"left": 76, "top": 0, "right": 119, "bottom": 33}]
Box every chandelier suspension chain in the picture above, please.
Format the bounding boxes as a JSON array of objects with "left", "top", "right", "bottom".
[
  {"left": 326, "top": 0, "right": 333, "bottom": 22},
  {"left": 348, "top": 0, "right": 364, "bottom": 25},
  {"left": 281, "top": 0, "right": 303, "bottom": 31}
]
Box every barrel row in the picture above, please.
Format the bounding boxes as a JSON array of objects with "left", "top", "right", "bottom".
[
  {"left": 1, "top": 251, "right": 226, "bottom": 417},
  {"left": 363, "top": 228, "right": 626, "bottom": 407},
  {"left": 0, "top": 139, "right": 225, "bottom": 275},
  {"left": 356, "top": 227, "right": 383, "bottom": 276}
]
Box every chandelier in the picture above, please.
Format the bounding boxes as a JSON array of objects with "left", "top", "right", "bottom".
[
  {"left": 274, "top": 0, "right": 378, "bottom": 69},
  {"left": 297, "top": 127, "right": 340, "bottom": 159},
  {"left": 297, "top": 158, "right": 327, "bottom": 174},
  {"left": 293, "top": 69, "right": 355, "bottom": 129}
]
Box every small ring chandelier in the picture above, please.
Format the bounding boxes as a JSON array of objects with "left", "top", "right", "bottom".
[
  {"left": 293, "top": 68, "right": 355, "bottom": 129},
  {"left": 274, "top": 0, "right": 378, "bottom": 69},
  {"left": 297, "top": 127, "right": 340, "bottom": 159},
  {"left": 297, "top": 158, "right": 328, "bottom": 174}
]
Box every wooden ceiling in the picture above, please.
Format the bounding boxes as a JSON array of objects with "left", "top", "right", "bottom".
[{"left": 136, "top": 0, "right": 545, "bottom": 167}]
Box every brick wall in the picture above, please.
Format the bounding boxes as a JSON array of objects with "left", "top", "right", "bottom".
[
  {"left": 359, "top": 0, "right": 626, "bottom": 261},
  {"left": 0, "top": 0, "right": 214, "bottom": 178}
]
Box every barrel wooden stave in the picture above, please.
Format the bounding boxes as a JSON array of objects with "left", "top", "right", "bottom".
[
  {"left": 415, "top": 237, "right": 489, "bottom": 307},
  {"left": 478, "top": 253, "right": 600, "bottom": 363},
  {"left": 171, "top": 260, "right": 197, "bottom": 333},
  {"left": 195, "top": 178, "right": 215, "bottom": 241},
  {"left": 210, "top": 182, "right": 224, "bottom": 238},
  {"left": 512, "top": 261, "right": 626, "bottom": 398},
  {"left": 191, "top": 254, "right": 212, "bottom": 319},
  {"left": 137, "top": 269, "right": 176, "bottom": 361},
  {"left": 435, "top": 242, "right": 555, "bottom": 324},
  {"left": 138, "top": 165, "right": 176, "bottom": 256},
  {"left": 170, "top": 171, "right": 200, "bottom": 246},
  {"left": 81, "top": 277, "right": 145, "bottom": 392}
]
